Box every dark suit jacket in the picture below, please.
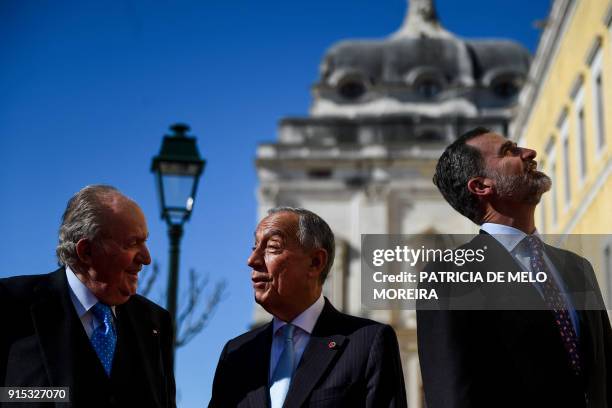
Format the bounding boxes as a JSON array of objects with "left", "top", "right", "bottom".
[
  {"left": 209, "top": 298, "right": 407, "bottom": 408},
  {"left": 0, "top": 268, "right": 176, "bottom": 408},
  {"left": 417, "top": 233, "right": 612, "bottom": 408}
]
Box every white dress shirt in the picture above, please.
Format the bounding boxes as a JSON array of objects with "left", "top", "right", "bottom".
[
  {"left": 480, "top": 223, "right": 579, "bottom": 336},
  {"left": 65, "top": 266, "right": 116, "bottom": 338},
  {"left": 269, "top": 294, "right": 325, "bottom": 380}
]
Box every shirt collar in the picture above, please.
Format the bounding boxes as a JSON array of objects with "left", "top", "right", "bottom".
[
  {"left": 480, "top": 222, "right": 539, "bottom": 253},
  {"left": 65, "top": 266, "right": 115, "bottom": 317},
  {"left": 273, "top": 293, "right": 325, "bottom": 335}
]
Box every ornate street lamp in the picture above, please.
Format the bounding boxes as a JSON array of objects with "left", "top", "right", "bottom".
[{"left": 151, "top": 123, "right": 205, "bottom": 356}]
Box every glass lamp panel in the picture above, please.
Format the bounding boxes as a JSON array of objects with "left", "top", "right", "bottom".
[{"left": 161, "top": 174, "right": 196, "bottom": 212}]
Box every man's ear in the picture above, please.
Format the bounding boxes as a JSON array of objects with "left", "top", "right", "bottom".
[
  {"left": 76, "top": 238, "right": 93, "bottom": 265},
  {"left": 467, "top": 176, "right": 493, "bottom": 197},
  {"left": 308, "top": 248, "right": 328, "bottom": 280}
]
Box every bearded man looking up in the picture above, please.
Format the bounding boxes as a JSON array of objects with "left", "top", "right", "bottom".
[{"left": 417, "top": 127, "right": 612, "bottom": 408}]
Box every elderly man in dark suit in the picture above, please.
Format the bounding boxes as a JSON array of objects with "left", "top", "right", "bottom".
[
  {"left": 209, "top": 207, "right": 407, "bottom": 408},
  {"left": 418, "top": 127, "right": 612, "bottom": 408},
  {"left": 0, "top": 185, "right": 176, "bottom": 408}
]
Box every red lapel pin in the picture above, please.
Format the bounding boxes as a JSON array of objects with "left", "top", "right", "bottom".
[{"left": 328, "top": 341, "right": 336, "bottom": 349}]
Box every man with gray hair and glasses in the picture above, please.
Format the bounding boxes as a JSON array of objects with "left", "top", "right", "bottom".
[
  {"left": 209, "top": 207, "right": 407, "bottom": 408},
  {"left": 0, "top": 185, "right": 176, "bottom": 408}
]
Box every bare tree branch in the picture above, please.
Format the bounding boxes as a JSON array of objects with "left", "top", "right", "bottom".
[
  {"left": 138, "top": 260, "right": 226, "bottom": 349},
  {"left": 176, "top": 269, "right": 227, "bottom": 348},
  {"left": 138, "top": 261, "right": 159, "bottom": 298},
  {"left": 177, "top": 269, "right": 202, "bottom": 328}
]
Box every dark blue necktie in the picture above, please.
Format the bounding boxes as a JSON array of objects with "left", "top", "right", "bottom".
[
  {"left": 524, "top": 235, "right": 581, "bottom": 375},
  {"left": 90, "top": 302, "right": 117, "bottom": 376}
]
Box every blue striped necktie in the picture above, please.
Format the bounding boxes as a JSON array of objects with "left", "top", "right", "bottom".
[
  {"left": 270, "top": 324, "right": 296, "bottom": 408},
  {"left": 90, "top": 302, "right": 117, "bottom": 376}
]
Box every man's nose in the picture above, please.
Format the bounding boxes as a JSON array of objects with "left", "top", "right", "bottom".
[
  {"left": 247, "top": 248, "right": 263, "bottom": 270},
  {"left": 138, "top": 244, "right": 152, "bottom": 265},
  {"left": 521, "top": 146, "right": 537, "bottom": 161}
]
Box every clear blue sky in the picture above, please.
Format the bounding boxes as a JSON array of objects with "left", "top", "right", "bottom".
[{"left": 0, "top": 0, "right": 551, "bottom": 406}]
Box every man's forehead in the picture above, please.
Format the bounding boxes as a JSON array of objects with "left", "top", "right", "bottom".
[
  {"left": 108, "top": 200, "right": 143, "bottom": 220},
  {"left": 103, "top": 200, "right": 148, "bottom": 237},
  {"left": 254, "top": 212, "right": 298, "bottom": 238},
  {"left": 466, "top": 132, "right": 507, "bottom": 155}
]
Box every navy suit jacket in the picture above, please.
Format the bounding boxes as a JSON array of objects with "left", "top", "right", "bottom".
[
  {"left": 417, "top": 233, "right": 612, "bottom": 408},
  {"left": 209, "top": 298, "right": 407, "bottom": 407},
  {"left": 0, "top": 268, "right": 176, "bottom": 408}
]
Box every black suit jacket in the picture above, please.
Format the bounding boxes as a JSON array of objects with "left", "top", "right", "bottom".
[
  {"left": 0, "top": 268, "right": 176, "bottom": 408},
  {"left": 209, "top": 298, "right": 407, "bottom": 408},
  {"left": 417, "top": 233, "right": 612, "bottom": 408}
]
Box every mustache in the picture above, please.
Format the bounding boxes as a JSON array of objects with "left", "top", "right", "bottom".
[{"left": 525, "top": 160, "right": 538, "bottom": 172}]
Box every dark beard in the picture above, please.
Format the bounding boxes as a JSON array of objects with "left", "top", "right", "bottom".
[{"left": 491, "top": 170, "right": 552, "bottom": 205}]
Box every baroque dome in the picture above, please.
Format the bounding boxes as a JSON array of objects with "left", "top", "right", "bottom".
[{"left": 311, "top": 0, "right": 531, "bottom": 117}]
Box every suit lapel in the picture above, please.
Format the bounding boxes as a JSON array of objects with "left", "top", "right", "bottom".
[
  {"left": 544, "top": 246, "right": 599, "bottom": 377},
  {"left": 544, "top": 244, "right": 586, "bottom": 295},
  {"left": 30, "top": 268, "right": 105, "bottom": 390},
  {"left": 283, "top": 300, "right": 346, "bottom": 408},
  {"left": 483, "top": 232, "right": 600, "bottom": 376},
  {"left": 246, "top": 323, "right": 273, "bottom": 408},
  {"left": 114, "top": 301, "right": 164, "bottom": 406},
  {"left": 576, "top": 306, "right": 598, "bottom": 382}
]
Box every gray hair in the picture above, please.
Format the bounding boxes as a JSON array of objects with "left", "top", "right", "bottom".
[
  {"left": 56, "top": 185, "right": 122, "bottom": 267},
  {"left": 267, "top": 207, "right": 335, "bottom": 283}
]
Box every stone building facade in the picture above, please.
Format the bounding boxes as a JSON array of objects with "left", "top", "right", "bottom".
[{"left": 510, "top": 0, "right": 612, "bottom": 311}]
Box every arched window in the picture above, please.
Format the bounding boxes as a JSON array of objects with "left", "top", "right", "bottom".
[
  {"left": 405, "top": 67, "right": 446, "bottom": 99},
  {"left": 482, "top": 69, "right": 524, "bottom": 99},
  {"left": 328, "top": 70, "right": 370, "bottom": 100},
  {"left": 416, "top": 78, "right": 442, "bottom": 98},
  {"left": 338, "top": 79, "right": 367, "bottom": 99},
  {"left": 492, "top": 78, "right": 520, "bottom": 98}
]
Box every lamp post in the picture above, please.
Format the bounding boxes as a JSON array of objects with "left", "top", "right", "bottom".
[{"left": 151, "top": 123, "right": 205, "bottom": 357}]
